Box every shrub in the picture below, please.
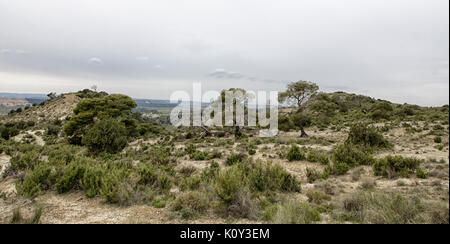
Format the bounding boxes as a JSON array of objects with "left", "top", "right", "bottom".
[
  {"left": 46, "top": 125, "right": 60, "bottom": 136},
  {"left": 306, "top": 149, "right": 329, "bottom": 165},
  {"left": 18, "top": 163, "right": 54, "bottom": 198},
  {"left": 305, "top": 167, "right": 329, "bottom": 183},
  {"left": 332, "top": 143, "right": 375, "bottom": 175},
  {"left": 434, "top": 136, "right": 442, "bottom": 143},
  {"left": 248, "top": 162, "right": 301, "bottom": 193},
  {"left": 81, "top": 166, "right": 104, "bottom": 198},
  {"left": 142, "top": 146, "right": 171, "bottom": 165},
  {"left": 346, "top": 123, "right": 390, "bottom": 149},
  {"left": 339, "top": 190, "right": 424, "bottom": 224},
  {"left": 273, "top": 200, "right": 321, "bottom": 224},
  {"left": 372, "top": 155, "right": 422, "bottom": 178},
  {"left": 172, "top": 191, "right": 210, "bottom": 218},
  {"left": 56, "top": 164, "right": 85, "bottom": 193},
  {"left": 215, "top": 166, "right": 245, "bottom": 204},
  {"left": 189, "top": 151, "right": 210, "bottom": 161},
  {"left": 0, "top": 125, "right": 19, "bottom": 140},
  {"left": 10, "top": 150, "right": 41, "bottom": 171},
  {"left": 286, "top": 144, "right": 306, "bottom": 161},
  {"left": 306, "top": 189, "right": 331, "bottom": 204},
  {"left": 82, "top": 118, "right": 128, "bottom": 154},
  {"left": 225, "top": 153, "right": 247, "bottom": 165},
  {"left": 416, "top": 167, "right": 427, "bottom": 179}
]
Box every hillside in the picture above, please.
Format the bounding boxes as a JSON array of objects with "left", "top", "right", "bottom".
[{"left": 0, "top": 89, "right": 448, "bottom": 224}]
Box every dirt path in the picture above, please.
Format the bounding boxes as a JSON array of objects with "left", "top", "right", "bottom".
[{"left": 0, "top": 154, "right": 11, "bottom": 177}]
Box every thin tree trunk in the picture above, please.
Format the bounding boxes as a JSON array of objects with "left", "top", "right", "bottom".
[{"left": 300, "top": 126, "right": 308, "bottom": 137}]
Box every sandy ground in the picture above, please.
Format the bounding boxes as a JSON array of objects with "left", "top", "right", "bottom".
[{"left": 0, "top": 124, "right": 448, "bottom": 224}]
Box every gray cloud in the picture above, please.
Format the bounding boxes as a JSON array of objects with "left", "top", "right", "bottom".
[
  {"left": 88, "top": 57, "right": 103, "bottom": 65},
  {"left": 0, "top": 0, "right": 448, "bottom": 106}
]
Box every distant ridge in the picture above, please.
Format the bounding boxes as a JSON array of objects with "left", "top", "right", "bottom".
[{"left": 0, "top": 92, "right": 48, "bottom": 99}]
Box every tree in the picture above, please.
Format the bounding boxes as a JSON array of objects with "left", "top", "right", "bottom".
[
  {"left": 279, "top": 81, "right": 319, "bottom": 137},
  {"left": 82, "top": 118, "right": 128, "bottom": 154},
  {"left": 210, "top": 88, "right": 251, "bottom": 137},
  {"left": 64, "top": 94, "right": 137, "bottom": 145}
]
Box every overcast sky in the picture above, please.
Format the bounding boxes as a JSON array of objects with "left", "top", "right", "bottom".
[{"left": 0, "top": 0, "right": 448, "bottom": 106}]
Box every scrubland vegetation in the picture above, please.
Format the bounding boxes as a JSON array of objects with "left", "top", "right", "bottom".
[{"left": 0, "top": 83, "right": 448, "bottom": 224}]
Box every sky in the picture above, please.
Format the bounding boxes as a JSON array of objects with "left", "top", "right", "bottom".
[{"left": 0, "top": 0, "right": 448, "bottom": 106}]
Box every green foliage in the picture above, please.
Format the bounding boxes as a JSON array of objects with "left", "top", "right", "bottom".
[
  {"left": 372, "top": 155, "right": 422, "bottom": 178},
  {"left": 306, "top": 149, "right": 329, "bottom": 165},
  {"left": 55, "top": 164, "right": 85, "bottom": 193},
  {"left": 346, "top": 123, "right": 390, "bottom": 149},
  {"left": 0, "top": 125, "right": 19, "bottom": 140},
  {"left": 416, "top": 167, "right": 427, "bottom": 179},
  {"left": 81, "top": 118, "right": 128, "bottom": 154},
  {"left": 172, "top": 191, "right": 210, "bottom": 218},
  {"left": 286, "top": 144, "right": 306, "bottom": 161},
  {"left": 225, "top": 153, "right": 247, "bottom": 165},
  {"left": 18, "top": 163, "right": 54, "bottom": 198},
  {"left": 332, "top": 143, "right": 375, "bottom": 175},
  {"left": 64, "top": 94, "right": 137, "bottom": 145},
  {"left": 306, "top": 189, "right": 331, "bottom": 204},
  {"left": 248, "top": 162, "right": 301, "bottom": 193},
  {"left": 215, "top": 166, "right": 245, "bottom": 204},
  {"left": 434, "top": 136, "right": 442, "bottom": 143},
  {"left": 273, "top": 200, "right": 321, "bottom": 224},
  {"left": 278, "top": 115, "right": 295, "bottom": 132},
  {"left": 338, "top": 190, "right": 425, "bottom": 224},
  {"left": 305, "top": 167, "right": 329, "bottom": 183}
]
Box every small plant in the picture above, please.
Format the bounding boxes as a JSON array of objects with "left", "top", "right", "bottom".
[
  {"left": 372, "top": 155, "right": 422, "bottom": 179},
  {"left": 286, "top": 144, "right": 306, "bottom": 161},
  {"left": 331, "top": 143, "right": 375, "bottom": 175},
  {"left": 172, "top": 191, "right": 210, "bottom": 219},
  {"left": 306, "top": 189, "right": 331, "bottom": 204},
  {"left": 346, "top": 123, "right": 390, "bottom": 149},
  {"left": 416, "top": 167, "right": 427, "bottom": 179},
  {"left": 434, "top": 136, "right": 442, "bottom": 143},
  {"left": 225, "top": 153, "right": 247, "bottom": 165},
  {"left": 273, "top": 200, "right": 321, "bottom": 224}
]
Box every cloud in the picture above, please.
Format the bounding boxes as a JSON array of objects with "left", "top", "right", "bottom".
[
  {"left": 15, "top": 49, "right": 29, "bottom": 55},
  {"left": 154, "top": 64, "right": 163, "bottom": 70},
  {"left": 209, "top": 68, "right": 245, "bottom": 79},
  {"left": 136, "top": 56, "right": 149, "bottom": 61},
  {"left": 88, "top": 57, "right": 103, "bottom": 65},
  {"left": 0, "top": 49, "right": 12, "bottom": 54}
]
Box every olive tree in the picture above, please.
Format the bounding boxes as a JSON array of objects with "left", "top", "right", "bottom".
[{"left": 279, "top": 81, "right": 319, "bottom": 137}]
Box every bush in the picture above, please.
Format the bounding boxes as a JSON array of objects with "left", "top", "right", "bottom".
[
  {"left": 306, "top": 189, "right": 331, "bottom": 204},
  {"left": 434, "top": 136, "right": 442, "bottom": 143},
  {"left": 332, "top": 143, "right": 375, "bottom": 175},
  {"left": 82, "top": 118, "right": 128, "bottom": 154},
  {"left": 286, "top": 144, "right": 306, "bottom": 161},
  {"left": 172, "top": 191, "right": 210, "bottom": 218},
  {"left": 0, "top": 125, "right": 19, "bottom": 140},
  {"left": 81, "top": 166, "right": 104, "bottom": 198},
  {"left": 189, "top": 151, "right": 210, "bottom": 161},
  {"left": 306, "top": 149, "right": 329, "bottom": 165},
  {"left": 18, "top": 163, "right": 54, "bottom": 198},
  {"left": 64, "top": 94, "right": 137, "bottom": 145},
  {"left": 46, "top": 125, "right": 60, "bottom": 136},
  {"left": 248, "top": 162, "right": 301, "bottom": 193},
  {"left": 339, "top": 190, "right": 424, "bottom": 224},
  {"left": 415, "top": 167, "right": 427, "bottom": 179},
  {"left": 225, "top": 153, "right": 247, "bottom": 165},
  {"left": 372, "top": 155, "right": 422, "bottom": 178},
  {"left": 56, "top": 164, "right": 85, "bottom": 193},
  {"left": 306, "top": 168, "right": 322, "bottom": 183},
  {"left": 346, "top": 123, "right": 390, "bottom": 149},
  {"left": 273, "top": 200, "right": 321, "bottom": 224},
  {"left": 215, "top": 166, "right": 245, "bottom": 204}
]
